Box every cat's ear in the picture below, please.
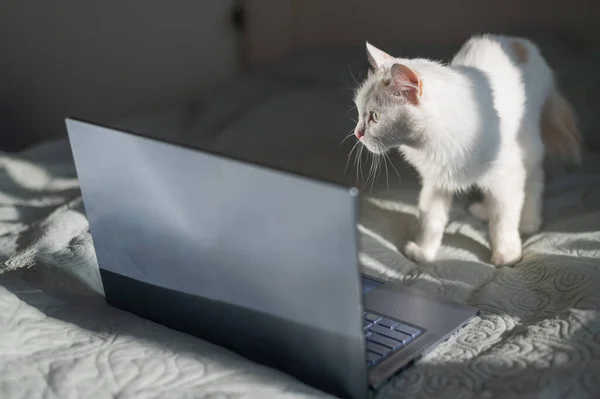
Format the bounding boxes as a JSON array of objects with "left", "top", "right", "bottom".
[
  {"left": 366, "top": 42, "right": 393, "bottom": 71},
  {"left": 389, "top": 63, "right": 423, "bottom": 104}
]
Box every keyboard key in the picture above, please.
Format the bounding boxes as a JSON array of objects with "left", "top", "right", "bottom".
[
  {"left": 367, "top": 333, "right": 402, "bottom": 349},
  {"left": 366, "top": 341, "right": 391, "bottom": 356},
  {"left": 364, "top": 313, "right": 381, "bottom": 323},
  {"left": 378, "top": 318, "right": 398, "bottom": 328},
  {"left": 363, "top": 320, "right": 372, "bottom": 330},
  {"left": 393, "top": 323, "right": 422, "bottom": 337},
  {"left": 367, "top": 351, "right": 382, "bottom": 366},
  {"left": 370, "top": 324, "right": 412, "bottom": 343}
]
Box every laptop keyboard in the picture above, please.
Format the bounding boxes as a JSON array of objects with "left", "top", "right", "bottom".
[{"left": 363, "top": 312, "right": 423, "bottom": 368}]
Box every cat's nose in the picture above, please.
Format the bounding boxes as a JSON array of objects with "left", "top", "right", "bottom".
[{"left": 355, "top": 129, "right": 365, "bottom": 139}]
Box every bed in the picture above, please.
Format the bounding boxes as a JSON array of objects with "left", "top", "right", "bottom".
[{"left": 2, "top": 18, "right": 600, "bottom": 399}]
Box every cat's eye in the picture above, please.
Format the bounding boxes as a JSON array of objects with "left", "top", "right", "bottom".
[{"left": 369, "top": 111, "right": 379, "bottom": 123}]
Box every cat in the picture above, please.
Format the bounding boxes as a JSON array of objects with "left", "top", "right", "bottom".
[{"left": 352, "top": 34, "right": 581, "bottom": 267}]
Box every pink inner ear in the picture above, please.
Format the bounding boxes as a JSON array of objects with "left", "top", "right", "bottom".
[
  {"left": 390, "top": 64, "right": 423, "bottom": 104},
  {"left": 391, "top": 64, "right": 420, "bottom": 91}
]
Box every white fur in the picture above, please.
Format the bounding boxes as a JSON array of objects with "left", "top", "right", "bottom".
[{"left": 356, "top": 34, "right": 556, "bottom": 266}]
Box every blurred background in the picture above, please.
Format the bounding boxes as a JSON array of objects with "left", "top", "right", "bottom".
[
  {"left": 0, "top": 1, "right": 241, "bottom": 151},
  {"left": 1, "top": 0, "right": 600, "bottom": 176}
]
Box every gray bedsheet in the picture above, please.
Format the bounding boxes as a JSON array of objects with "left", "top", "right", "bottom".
[{"left": 2, "top": 38, "right": 600, "bottom": 398}]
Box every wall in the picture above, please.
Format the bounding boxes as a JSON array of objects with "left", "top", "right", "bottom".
[
  {"left": 0, "top": 0, "right": 241, "bottom": 150},
  {"left": 291, "top": 0, "right": 600, "bottom": 49},
  {"left": 246, "top": 0, "right": 600, "bottom": 67}
]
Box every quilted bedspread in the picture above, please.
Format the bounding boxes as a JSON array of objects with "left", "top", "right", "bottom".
[
  {"left": 2, "top": 37, "right": 600, "bottom": 398},
  {"left": 2, "top": 138, "right": 600, "bottom": 399}
]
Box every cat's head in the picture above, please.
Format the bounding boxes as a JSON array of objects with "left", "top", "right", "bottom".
[{"left": 353, "top": 43, "right": 425, "bottom": 154}]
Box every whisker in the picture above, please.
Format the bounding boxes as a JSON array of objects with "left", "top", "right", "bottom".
[
  {"left": 384, "top": 152, "right": 401, "bottom": 179},
  {"left": 383, "top": 152, "right": 390, "bottom": 191},
  {"left": 344, "top": 141, "right": 361, "bottom": 175},
  {"left": 367, "top": 142, "right": 391, "bottom": 193},
  {"left": 345, "top": 115, "right": 357, "bottom": 124},
  {"left": 358, "top": 146, "right": 365, "bottom": 183},
  {"left": 348, "top": 63, "right": 360, "bottom": 87},
  {"left": 356, "top": 149, "right": 360, "bottom": 183},
  {"left": 340, "top": 130, "right": 355, "bottom": 145},
  {"left": 364, "top": 152, "right": 372, "bottom": 188},
  {"left": 354, "top": 145, "right": 361, "bottom": 182},
  {"left": 367, "top": 152, "right": 378, "bottom": 192},
  {"left": 369, "top": 154, "right": 379, "bottom": 192},
  {"left": 368, "top": 155, "right": 375, "bottom": 192},
  {"left": 371, "top": 152, "right": 382, "bottom": 193},
  {"left": 364, "top": 148, "right": 371, "bottom": 186},
  {"left": 354, "top": 144, "right": 362, "bottom": 168}
]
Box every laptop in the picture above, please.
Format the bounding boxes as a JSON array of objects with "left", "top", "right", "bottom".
[{"left": 65, "top": 117, "right": 478, "bottom": 399}]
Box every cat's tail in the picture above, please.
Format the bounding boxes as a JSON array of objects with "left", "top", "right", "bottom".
[{"left": 541, "top": 79, "right": 582, "bottom": 165}]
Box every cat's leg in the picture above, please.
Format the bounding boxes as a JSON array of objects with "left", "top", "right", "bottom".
[
  {"left": 486, "top": 172, "right": 526, "bottom": 266},
  {"left": 404, "top": 184, "right": 453, "bottom": 263},
  {"left": 471, "top": 163, "right": 543, "bottom": 235},
  {"left": 519, "top": 163, "right": 544, "bottom": 235}
]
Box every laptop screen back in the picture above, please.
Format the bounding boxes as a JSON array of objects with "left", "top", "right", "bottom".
[{"left": 66, "top": 119, "right": 369, "bottom": 399}]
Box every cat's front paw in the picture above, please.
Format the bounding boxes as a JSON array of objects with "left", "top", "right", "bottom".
[
  {"left": 403, "top": 241, "right": 435, "bottom": 264},
  {"left": 491, "top": 246, "right": 522, "bottom": 267}
]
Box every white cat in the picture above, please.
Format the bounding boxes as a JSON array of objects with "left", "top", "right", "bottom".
[{"left": 352, "top": 34, "right": 581, "bottom": 266}]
